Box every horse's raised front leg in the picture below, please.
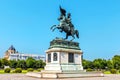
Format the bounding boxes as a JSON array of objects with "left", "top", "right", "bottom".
[
  {"left": 52, "top": 27, "right": 57, "bottom": 32},
  {"left": 52, "top": 26, "right": 61, "bottom": 32}
]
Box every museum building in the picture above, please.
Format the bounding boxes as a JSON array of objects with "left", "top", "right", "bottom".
[{"left": 4, "top": 45, "right": 45, "bottom": 61}]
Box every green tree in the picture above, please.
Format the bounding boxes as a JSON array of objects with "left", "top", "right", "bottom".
[
  {"left": 112, "top": 55, "right": 120, "bottom": 69},
  {"left": 35, "top": 60, "right": 46, "bottom": 68},
  {"left": 35, "top": 60, "right": 43, "bottom": 68},
  {"left": 1, "top": 58, "right": 10, "bottom": 66},
  {"left": 17, "top": 60, "right": 27, "bottom": 69},
  {"left": 10, "top": 60, "right": 18, "bottom": 68},
  {"left": 82, "top": 59, "right": 93, "bottom": 69},
  {"left": 93, "top": 58, "right": 107, "bottom": 70},
  {"left": 26, "top": 57, "right": 36, "bottom": 68},
  {"left": 101, "top": 59, "right": 107, "bottom": 69},
  {"left": 0, "top": 59, "right": 2, "bottom": 68},
  {"left": 106, "top": 59, "right": 113, "bottom": 70},
  {"left": 41, "top": 61, "right": 46, "bottom": 68}
]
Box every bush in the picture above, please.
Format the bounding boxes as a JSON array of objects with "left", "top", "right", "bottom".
[
  {"left": 15, "top": 68, "right": 22, "bottom": 73},
  {"left": 37, "top": 68, "right": 44, "bottom": 72},
  {"left": 110, "top": 69, "right": 117, "bottom": 74},
  {"left": 12, "top": 70, "right": 15, "bottom": 73},
  {"left": 4, "top": 68, "right": 11, "bottom": 73},
  {"left": 27, "top": 68, "right": 34, "bottom": 72},
  {"left": 86, "top": 68, "right": 93, "bottom": 72}
]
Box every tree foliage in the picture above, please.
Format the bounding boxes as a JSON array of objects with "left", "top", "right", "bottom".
[
  {"left": 82, "top": 59, "right": 93, "bottom": 69},
  {"left": 82, "top": 55, "right": 120, "bottom": 71},
  {"left": 26, "top": 57, "right": 36, "bottom": 68},
  {"left": 17, "top": 60, "right": 26, "bottom": 69},
  {"left": 93, "top": 58, "right": 107, "bottom": 70},
  {"left": 0, "top": 57, "right": 45, "bottom": 69},
  {"left": 0, "top": 55, "right": 119, "bottom": 71},
  {"left": 112, "top": 55, "right": 120, "bottom": 69},
  {"left": 35, "top": 60, "right": 46, "bottom": 68},
  {"left": 0, "top": 59, "right": 2, "bottom": 68},
  {"left": 1, "top": 58, "right": 10, "bottom": 66},
  {"left": 106, "top": 60, "right": 113, "bottom": 70},
  {"left": 10, "top": 60, "right": 17, "bottom": 68}
]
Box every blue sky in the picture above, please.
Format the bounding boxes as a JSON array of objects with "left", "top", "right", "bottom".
[{"left": 0, "top": 0, "right": 120, "bottom": 60}]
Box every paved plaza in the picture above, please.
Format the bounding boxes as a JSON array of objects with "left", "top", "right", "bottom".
[{"left": 0, "top": 74, "right": 120, "bottom": 80}]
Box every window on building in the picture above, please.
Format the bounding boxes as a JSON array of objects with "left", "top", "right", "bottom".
[
  {"left": 53, "top": 53, "right": 57, "bottom": 61},
  {"left": 48, "top": 54, "right": 51, "bottom": 62},
  {"left": 68, "top": 53, "right": 74, "bottom": 63}
]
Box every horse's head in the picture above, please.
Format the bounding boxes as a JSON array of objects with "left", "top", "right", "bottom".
[
  {"left": 58, "top": 15, "right": 66, "bottom": 21},
  {"left": 58, "top": 16, "right": 62, "bottom": 21}
]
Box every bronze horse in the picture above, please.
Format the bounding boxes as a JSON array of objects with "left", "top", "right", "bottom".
[
  {"left": 50, "top": 16, "right": 79, "bottom": 41},
  {"left": 51, "top": 6, "right": 79, "bottom": 41}
]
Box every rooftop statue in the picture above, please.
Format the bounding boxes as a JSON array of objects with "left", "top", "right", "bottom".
[{"left": 51, "top": 6, "right": 79, "bottom": 41}]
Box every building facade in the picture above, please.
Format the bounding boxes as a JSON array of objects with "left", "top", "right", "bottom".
[
  {"left": 8, "top": 53, "right": 45, "bottom": 61},
  {"left": 4, "top": 45, "right": 45, "bottom": 61}
]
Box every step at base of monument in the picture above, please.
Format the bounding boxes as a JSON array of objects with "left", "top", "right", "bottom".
[
  {"left": 57, "top": 72, "right": 104, "bottom": 78},
  {"left": 62, "top": 70, "right": 85, "bottom": 73},
  {"left": 26, "top": 72, "right": 104, "bottom": 78}
]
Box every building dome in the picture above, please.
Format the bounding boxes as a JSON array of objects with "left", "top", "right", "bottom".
[{"left": 8, "top": 45, "right": 16, "bottom": 51}]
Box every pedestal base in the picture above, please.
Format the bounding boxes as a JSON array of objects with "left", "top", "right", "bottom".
[
  {"left": 44, "top": 63, "right": 83, "bottom": 72},
  {"left": 44, "top": 63, "right": 62, "bottom": 71},
  {"left": 26, "top": 71, "right": 104, "bottom": 78},
  {"left": 61, "top": 64, "right": 83, "bottom": 71}
]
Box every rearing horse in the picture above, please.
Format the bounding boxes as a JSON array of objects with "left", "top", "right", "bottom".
[{"left": 50, "top": 15, "right": 79, "bottom": 41}]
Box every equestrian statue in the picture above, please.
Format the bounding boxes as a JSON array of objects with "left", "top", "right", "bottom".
[{"left": 51, "top": 6, "right": 79, "bottom": 41}]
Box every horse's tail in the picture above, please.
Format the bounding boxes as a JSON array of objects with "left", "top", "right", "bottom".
[{"left": 75, "top": 30, "right": 79, "bottom": 38}]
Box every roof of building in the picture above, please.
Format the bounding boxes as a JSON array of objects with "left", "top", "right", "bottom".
[{"left": 8, "top": 45, "right": 16, "bottom": 51}]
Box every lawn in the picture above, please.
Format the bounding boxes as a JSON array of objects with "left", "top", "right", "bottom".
[
  {"left": 0, "top": 69, "right": 111, "bottom": 74},
  {"left": 22, "top": 70, "right": 28, "bottom": 73},
  {"left": 0, "top": 68, "right": 44, "bottom": 74},
  {"left": 104, "top": 71, "right": 111, "bottom": 74},
  {"left": 104, "top": 71, "right": 120, "bottom": 74},
  {"left": 0, "top": 69, "right": 28, "bottom": 74},
  {"left": 0, "top": 69, "right": 43, "bottom": 74},
  {"left": 0, "top": 70, "right": 4, "bottom": 74}
]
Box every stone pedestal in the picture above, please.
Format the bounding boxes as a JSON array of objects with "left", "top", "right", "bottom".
[
  {"left": 44, "top": 38, "right": 83, "bottom": 72},
  {"left": 44, "top": 48, "right": 83, "bottom": 72}
]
